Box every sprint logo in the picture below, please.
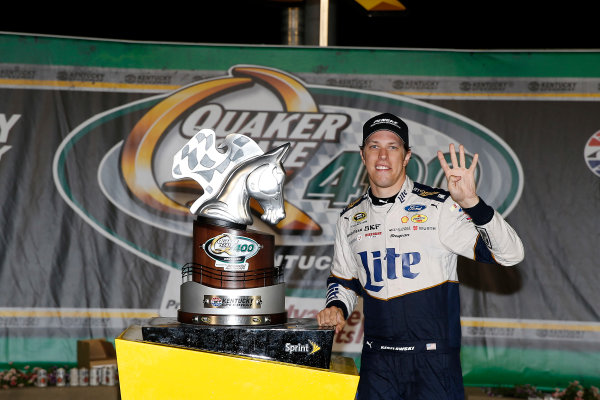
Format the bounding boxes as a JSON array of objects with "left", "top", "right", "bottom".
[{"left": 285, "top": 340, "right": 321, "bottom": 355}]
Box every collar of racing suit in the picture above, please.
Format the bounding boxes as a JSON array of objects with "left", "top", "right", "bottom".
[
  {"left": 368, "top": 188, "right": 398, "bottom": 206},
  {"left": 367, "top": 176, "right": 414, "bottom": 207}
]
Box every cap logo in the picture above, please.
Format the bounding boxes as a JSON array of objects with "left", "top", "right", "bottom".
[{"left": 371, "top": 118, "right": 398, "bottom": 127}]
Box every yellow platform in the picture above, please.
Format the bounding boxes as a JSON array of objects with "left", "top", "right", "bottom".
[{"left": 115, "top": 325, "right": 360, "bottom": 400}]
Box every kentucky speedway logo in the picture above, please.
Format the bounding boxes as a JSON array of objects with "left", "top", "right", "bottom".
[{"left": 53, "top": 65, "right": 523, "bottom": 313}]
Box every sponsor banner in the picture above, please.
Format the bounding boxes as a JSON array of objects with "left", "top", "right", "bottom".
[
  {"left": 1, "top": 33, "right": 600, "bottom": 386},
  {"left": 4, "top": 62, "right": 600, "bottom": 100},
  {"left": 462, "top": 318, "right": 600, "bottom": 351},
  {"left": 0, "top": 308, "right": 157, "bottom": 338}
]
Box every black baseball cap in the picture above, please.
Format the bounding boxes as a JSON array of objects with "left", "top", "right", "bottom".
[{"left": 362, "top": 112, "right": 409, "bottom": 147}]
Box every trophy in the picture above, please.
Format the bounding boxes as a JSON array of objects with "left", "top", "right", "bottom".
[
  {"left": 139, "top": 129, "right": 334, "bottom": 369},
  {"left": 172, "top": 128, "right": 288, "bottom": 326}
]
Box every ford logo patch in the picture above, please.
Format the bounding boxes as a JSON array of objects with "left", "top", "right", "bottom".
[{"left": 404, "top": 204, "right": 426, "bottom": 212}]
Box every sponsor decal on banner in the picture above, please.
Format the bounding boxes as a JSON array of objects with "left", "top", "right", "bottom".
[
  {"left": 527, "top": 81, "right": 577, "bottom": 92},
  {"left": 584, "top": 130, "right": 600, "bottom": 177},
  {"left": 53, "top": 65, "right": 523, "bottom": 315}
]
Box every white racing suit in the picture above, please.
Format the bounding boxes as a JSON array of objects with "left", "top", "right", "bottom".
[{"left": 325, "top": 177, "right": 524, "bottom": 400}]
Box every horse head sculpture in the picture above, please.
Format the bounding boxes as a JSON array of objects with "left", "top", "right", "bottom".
[{"left": 172, "top": 129, "right": 289, "bottom": 226}]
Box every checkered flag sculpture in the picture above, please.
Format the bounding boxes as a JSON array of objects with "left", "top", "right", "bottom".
[{"left": 172, "top": 128, "right": 289, "bottom": 225}]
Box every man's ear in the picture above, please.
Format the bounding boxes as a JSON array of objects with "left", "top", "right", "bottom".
[
  {"left": 403, "top": 149, "right": 412, "bottom": 166},
  {"left": 360, "top": 148, "right": 366, "bottom": 164}
]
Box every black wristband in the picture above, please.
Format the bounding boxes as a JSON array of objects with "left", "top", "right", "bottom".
[{"left": 463, "top": 197, "right": 494, "bottom": 225}]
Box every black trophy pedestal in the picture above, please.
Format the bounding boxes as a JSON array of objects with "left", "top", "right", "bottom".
[{"left": 141, "top": 317, "right": 335, "bottom": 369}]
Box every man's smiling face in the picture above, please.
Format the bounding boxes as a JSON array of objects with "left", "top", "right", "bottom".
[{"left": 360, "top": 130, "right": 411, "bottom": 198}]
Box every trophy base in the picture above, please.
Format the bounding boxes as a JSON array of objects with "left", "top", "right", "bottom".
[
  {"left": 178, "top": 280, "right": 287, "bottom": 326},
  {"left": 141, "top": 317, "right": 335, "bottom": 369}
]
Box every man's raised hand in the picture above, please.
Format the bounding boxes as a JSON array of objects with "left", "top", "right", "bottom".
[{"left": 437, "top": 143, "right": 479, "bottom": 209}]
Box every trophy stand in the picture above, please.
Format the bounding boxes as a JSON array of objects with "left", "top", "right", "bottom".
[{"left": 138, "top": 212, "right": 334, "bottom": 369}]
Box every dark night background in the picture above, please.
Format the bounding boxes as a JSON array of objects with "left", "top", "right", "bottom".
[{"left": 1, "top": 0, "right": 598, "bottom": 49}]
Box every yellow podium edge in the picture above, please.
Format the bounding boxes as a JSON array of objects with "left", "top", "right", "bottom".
[{"left": 115, "top": 325, "right": 359, "bottom": 400}]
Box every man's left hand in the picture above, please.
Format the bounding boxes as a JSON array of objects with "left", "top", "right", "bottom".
[{"left": 437, "top": 143, "right": 479, "bottom": 209}]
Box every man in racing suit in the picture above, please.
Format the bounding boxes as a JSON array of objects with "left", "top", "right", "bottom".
[{"left": 317, "top": 112, "right": 524, "bottom": 400}]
